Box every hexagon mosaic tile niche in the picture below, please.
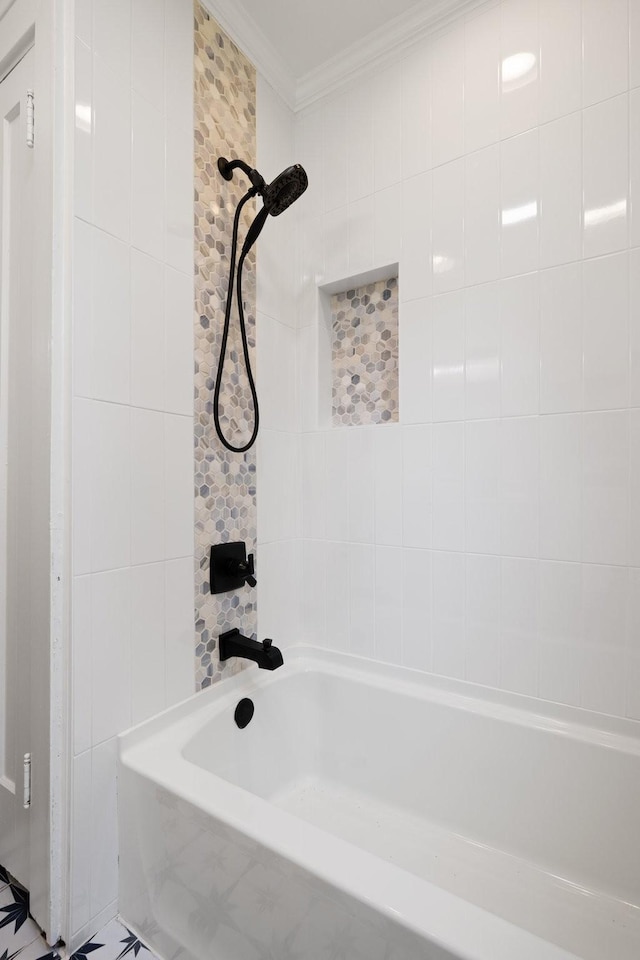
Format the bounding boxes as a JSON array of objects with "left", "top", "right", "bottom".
[
  {"left": 331, "top": 277, "right": 399, "bottom": 427},
  {"left": 194, "top": 3, "right": 257, "bottom": 689}
]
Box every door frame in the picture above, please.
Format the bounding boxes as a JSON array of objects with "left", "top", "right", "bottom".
[{"left": 0, "top": 0, "right": 71, "bottom": 945}]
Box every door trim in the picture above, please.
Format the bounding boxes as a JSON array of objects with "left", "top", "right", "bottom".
[
  {"left": 0, "top": 0, "right": 71, "bottom": 944},
  {"left": 48, "top": 0, "right": 73, "bottom": 944}
]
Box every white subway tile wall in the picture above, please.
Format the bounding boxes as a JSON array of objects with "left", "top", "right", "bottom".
[
  {"left": 67, "top": 0, "right": 640, "bottom": 949},
  {"left": 70, "top": 0, "right": 194, "bottom": 947},
  {"left": 255, "top": 73, "right": 301, "bottom": 654},
  {"left": 294, "top": 0, "right": 640, "bottom": 726}
]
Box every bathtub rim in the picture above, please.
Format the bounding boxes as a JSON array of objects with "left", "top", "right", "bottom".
[
  {"left": 119, "top": 644, "right": 640, "bottom": 757},
  {"left": 116, "top": 645, "right": 634, "bottom": 960}
]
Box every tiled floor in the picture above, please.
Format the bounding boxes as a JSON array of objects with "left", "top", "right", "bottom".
[
  {"left": 0, "top": 867, "right": 58, "bottom": 960},
  {"left": 0, "top": 866, "right": 157, "bottom": 960},
  {"left": 69, "top": 919, "right": 157, "bottom": 960}
]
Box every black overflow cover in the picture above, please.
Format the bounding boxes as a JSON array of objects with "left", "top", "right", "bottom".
[{"left": 234, "top": 698, "right": 254, "bottom": 729}]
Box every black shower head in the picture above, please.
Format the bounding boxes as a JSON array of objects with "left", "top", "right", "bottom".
[
  {"left": 217, "top": 156, "right": 308, "bottom": 216},
  {"left": 262, "top": 164, "right": 308, "bottom": 216}
]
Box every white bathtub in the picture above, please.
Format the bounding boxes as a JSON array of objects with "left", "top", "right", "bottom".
[{"left": 118, "top": 647, "right": 640, "bottom": 960}]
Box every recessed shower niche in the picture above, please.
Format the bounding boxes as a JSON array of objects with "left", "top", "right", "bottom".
[{"left": 315, "top": 266, "right": 400, "bottom": 429}]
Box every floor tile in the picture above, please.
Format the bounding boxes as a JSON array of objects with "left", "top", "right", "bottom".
[
  {"left": 71, "top": 920, "right": 156, "bottom": 960},
  {"left": 0, "top": 884, "right": 41, "bottom": 956},
  {"left": 0, "top": 865, "right": 157, "bottom": 960},
  {"left": 12, "top": 938, "right": 60, "bottom": 960}
]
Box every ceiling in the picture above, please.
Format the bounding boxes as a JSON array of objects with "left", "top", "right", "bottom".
[{"left": 237, "top": 0, "right": 428, "bottom": 79}]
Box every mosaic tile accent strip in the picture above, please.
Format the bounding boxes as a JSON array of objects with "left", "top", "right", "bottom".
[
  {"left": 331, "top": 277, "right": 399, "bottom": 427},
  {"left": 194, "top": 3, "right": 258, "bottom": 688}
]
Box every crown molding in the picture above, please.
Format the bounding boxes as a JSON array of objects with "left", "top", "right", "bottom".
[
  {"left": 201, "top": 0, "right": 490, "bottom": 113},
  {"left": 296, "top": 0, "right": 489, "bottom": 111},
  {"left": 199, "top": 0, "right": 297, "bottom": 110}
]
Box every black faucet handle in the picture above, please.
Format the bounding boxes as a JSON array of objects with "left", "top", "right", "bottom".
[
  {"left": 241, "top": 553, "right": 257, "bottom": 588},
  {"left": 211, "top": 542, "right": 257, "bottom": 594},
  {"left": 263, "top": 638, "right": 272, "bottom": 650},
  {"left": 224, "top": 551, "right": 256, "bottom": 588}
]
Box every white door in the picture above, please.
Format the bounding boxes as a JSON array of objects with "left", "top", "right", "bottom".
[{"left": 0, "top": 47, "right": 36, "bottom": 890}]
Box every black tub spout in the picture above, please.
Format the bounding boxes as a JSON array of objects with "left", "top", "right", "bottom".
[{"left": 218, "top": 628, "right": 284, "bottom": 670}]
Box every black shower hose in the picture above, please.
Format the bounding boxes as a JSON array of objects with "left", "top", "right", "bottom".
[{"left": 213, "top": 188, "right": 268, "bottom": 454}]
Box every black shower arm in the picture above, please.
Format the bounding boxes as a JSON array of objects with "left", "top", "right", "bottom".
[{"left": 218, "top": 157, "right": 265, "bottom": 192}]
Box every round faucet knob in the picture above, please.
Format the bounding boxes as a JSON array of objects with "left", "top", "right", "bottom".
[{"left": 263, "top": 638, "right": 272, "bottom": 650}]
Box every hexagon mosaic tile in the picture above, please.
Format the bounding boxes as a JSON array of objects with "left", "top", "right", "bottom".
[
  {"left": 194, "top": 3, "right": 257, "bottom": 689},
  {"left": 331, "top": 277, "right": 399, "bottom": 427}
]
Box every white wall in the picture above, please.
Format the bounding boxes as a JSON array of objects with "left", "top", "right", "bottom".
[
  {"left": 68, "top": 0, "right": 194, "bottom": 946},
  {"left": 293, "top": 0, "right": 640, "bottom": 720},
  {"left": 61, "top": 0, "right": 640, "bottom": 944},
  {"left": 256, "top": 75, "right": 303, "bottom": 648}
]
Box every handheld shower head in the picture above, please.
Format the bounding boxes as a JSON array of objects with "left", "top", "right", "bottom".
[
  {"left": 213, "top": 156, "right": 309, "bottom": 454},
  {"left": 262, "top": 164, "right": 308, "bottom": 216},
  {"left": 237, "top": 165, "right": 309, "bottom": 255},
  {"left": 217, "top": 156, "right": 308, "bottom": 215}
]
